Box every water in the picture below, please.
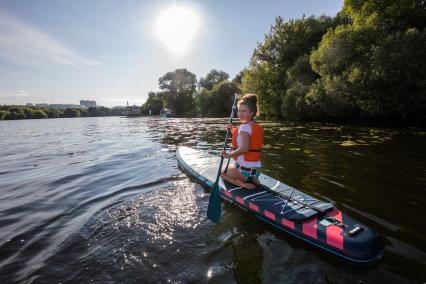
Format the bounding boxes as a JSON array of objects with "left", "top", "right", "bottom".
[{"left": 0, "top": 117, "right": 424, "bottom": 283}]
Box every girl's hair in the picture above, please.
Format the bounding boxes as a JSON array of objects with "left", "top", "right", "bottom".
[{"left": 238, "top": 93, "right": 259, "bottom": 119}]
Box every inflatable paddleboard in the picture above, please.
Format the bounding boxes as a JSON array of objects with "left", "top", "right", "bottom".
[{"left": 177, "top": 146, "right": 385, "bottom": 264}]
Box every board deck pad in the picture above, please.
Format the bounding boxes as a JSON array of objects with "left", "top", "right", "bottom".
[{"left": 177, "top": 146, "right": 385, "bottom": 264}]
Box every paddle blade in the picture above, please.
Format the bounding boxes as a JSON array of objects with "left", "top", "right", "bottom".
[{"left": 207, "top": 184, "right": 221, "bottom": 223}]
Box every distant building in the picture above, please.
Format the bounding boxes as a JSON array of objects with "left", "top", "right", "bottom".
[
  {"left": 26, "top": 103, "right": 33, "bottom": 106},
  {"left": 35, "top": 103, "right": 49, "bottom": 108},
  {"left": 80, "top": 100, "right": 96, "bottom": 108},
  {"left": 126, "top": 105, "right": 141, "bottom": 116}
]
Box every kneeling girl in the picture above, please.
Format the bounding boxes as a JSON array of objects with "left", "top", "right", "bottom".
[{"left": 221, "top": 93, "right": 264, "bottom": 189}]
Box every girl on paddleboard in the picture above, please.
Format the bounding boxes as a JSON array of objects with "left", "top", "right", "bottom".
[{"left": 220, "top": 93, "right": 264, "bottom": 189}]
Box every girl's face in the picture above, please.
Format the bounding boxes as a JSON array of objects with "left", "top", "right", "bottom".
[{"left": 237, "top": 103, "right": 254, "bottom": 123}]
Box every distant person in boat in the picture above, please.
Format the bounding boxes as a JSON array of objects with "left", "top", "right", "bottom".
[{"left": 220, "top": 93, "right": 264, "bottom": 189}]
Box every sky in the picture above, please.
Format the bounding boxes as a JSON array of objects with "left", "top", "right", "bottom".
[{"left": 0, "top": 0, "right": 343, "bottom": 107}]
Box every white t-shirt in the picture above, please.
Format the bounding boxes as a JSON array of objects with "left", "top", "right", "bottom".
[{"left": 235, "top": 122, "right": 261, "bottom": 168}]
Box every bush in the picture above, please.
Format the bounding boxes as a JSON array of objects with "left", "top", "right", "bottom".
[
  {"left": 34, "top": 109, "right": 48, "bottom": 119},
  {"left": 63, "top": 108, "right": 81, "bottom": 118}
]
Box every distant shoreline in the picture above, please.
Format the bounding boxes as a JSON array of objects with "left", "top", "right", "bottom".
[
  {"left": 2, "top": 113, "right": 425, "bottom": 129},
  {"left": 0, "top": 105, "right": 125, "bottom": 120}
]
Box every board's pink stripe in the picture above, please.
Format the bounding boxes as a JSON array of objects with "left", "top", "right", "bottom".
[
  {"left": 236, "top": 196, "right": 244, "bottom": 204},
  {"left": 249, "top": 202, "right": 259, "bottom": 212},
  {"left": 326, "top": 226, "right": 344, "bottom": 249},
  {"left": 223, "top": 190, "right": 232, "bottom": 198},
  {"left": 282, "top": 218, "right": 295, "bottom": 229},
  {"left": 302, "top": 217, "right": 318, "bottom": 239},
  {"left": 327, "top": 208, "right": 342, "bottom": 222},
  {"left": 325, "top": 208, "right": 344, "bottom": 249},
  {"left": 264, "top": 210, "right": 275, "bottom": 221}
]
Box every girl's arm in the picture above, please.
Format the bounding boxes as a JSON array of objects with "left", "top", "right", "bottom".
[{"left": 224, "top": 131, "right": 250, "bottom": 159}]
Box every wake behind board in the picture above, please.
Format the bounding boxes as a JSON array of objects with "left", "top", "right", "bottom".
[{"left": 177, "top": 146, "right": 384, "bottom": 264}]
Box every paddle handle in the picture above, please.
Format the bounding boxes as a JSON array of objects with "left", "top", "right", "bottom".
[
  {"left": 222, "top": 93, "right": 238, "bottom": 149},
  {"left": 223, "top": 94, "right": 239, "bottom": 173}
]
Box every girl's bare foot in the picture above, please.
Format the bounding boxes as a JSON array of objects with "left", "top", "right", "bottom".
[
  {"left": 220, "top": 172, "right": 256, "bottom": 189},
  {"left": 234, "top": 179, "right": 256, "bottom": 189}
]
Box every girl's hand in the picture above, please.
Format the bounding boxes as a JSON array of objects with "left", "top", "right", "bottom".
[
  {"left": 225, "top": 123, "right": 233, "bottom": 130},
  {"left": 221, "top": 150, "right": 229, "bottom": 158}
]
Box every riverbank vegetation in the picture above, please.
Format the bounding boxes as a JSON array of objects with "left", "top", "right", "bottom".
[
  {"left": 0, "top": 106, "right": 124, "bottom": 120},
  {"left": 142, "top": 0, "right": 425, "bottom": 124}
]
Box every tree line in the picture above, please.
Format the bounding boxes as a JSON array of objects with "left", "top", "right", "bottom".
[
  {"left": 141, "top": 69, "right": 239, "bottom": 117},
  {"left": 0, "top": 106, "right": 124, "bottom": 120},
  {"left": 142, "top": 0, "right": 425, "bottom": 124}
]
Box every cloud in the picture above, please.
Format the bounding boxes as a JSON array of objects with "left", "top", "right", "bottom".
[
  {"left": 0, "top": 7, "right": 101, "bottom": 67},
  {"left": 0, "top": 90, "right": 30, "bottom": 98}
]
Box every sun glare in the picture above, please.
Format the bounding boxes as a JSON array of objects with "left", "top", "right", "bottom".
[{"left": 155, "top": 5, "right": 200, "bottom": 56}]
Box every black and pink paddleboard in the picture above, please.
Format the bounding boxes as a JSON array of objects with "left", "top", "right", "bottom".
[{"left": 177, "top": 146, "right": 385, "bottom": 264}]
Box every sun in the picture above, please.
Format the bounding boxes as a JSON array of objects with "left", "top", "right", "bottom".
[{"left": 155, "top": 5, "right": 200, "bottom": 56}]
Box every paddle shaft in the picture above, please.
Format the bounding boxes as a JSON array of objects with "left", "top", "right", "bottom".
[{"left": 213, "top": 94, "right": 239, "bottom": 186}]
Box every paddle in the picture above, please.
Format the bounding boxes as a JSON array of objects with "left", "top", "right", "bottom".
[{"left": 207, "top": 93, "right": 239, "bottom": 223}]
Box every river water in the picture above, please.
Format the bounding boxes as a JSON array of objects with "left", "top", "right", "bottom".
[{"left": 0, "top": 117, "right": 424, "bottom": 283}]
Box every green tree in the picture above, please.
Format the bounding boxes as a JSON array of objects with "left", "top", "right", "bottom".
[
  {"left": 232, "top": 70, "right": 245, "bottom": 92},
  {"left": 159, "top": 68, "right": 197, "bottom": 115},
  {"left": 23, "top": 108, "right": 35, "bottom": 119},
  {"left": 80, "top": 109, "right": 88, "bottom": 117},
  {"left": 199, "top": 69, "right": 229, "bottom": 90},
  {"left": 97, "top": 107, "right": 110, "bottom": 116},
  {"left": 242, "top": 64, "right": 281, "bottom": 118},
  {"left": 195, "top": 89, "right": 210, "bottom": 115},
  {"left": 282, "top": 55, "right": 318, "bottom": 120},
  {"left": 87, "top": 107, "right": 98, "bottom": 116},
  {"left": 141, "top": 92, "right": 164, "bottom": 115},
  {"left": 63, "top": 108, "right": 81, "bottom": 118},
  {"left": 310, "top": 0, "right": 426, "bottom": 122},
  {"left": 34, "top": 109, "right": 48, "bottom": 119},
  {"left": 242, "top": 15, "right": 341, "bottom": 119},
  {"left": 196, "top": 81, "right": 238, "bottom": 116},
  {"left": 8, "top": 108, "right": 25, "bottom": 119},
  {"left": 46, "top": 108, "right": 62, "bottom": 118},
  {"left": 0, "top": 110, "right": 6, "bottom": 120}
]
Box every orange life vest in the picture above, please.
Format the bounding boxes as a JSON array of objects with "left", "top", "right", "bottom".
[{"left": 231, "top": 122, "right": 264, "bottom": 162}]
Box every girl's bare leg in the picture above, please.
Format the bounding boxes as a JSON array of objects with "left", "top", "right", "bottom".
[{"left": 221, "top": 165, "right": 255, "bottom": 189}]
